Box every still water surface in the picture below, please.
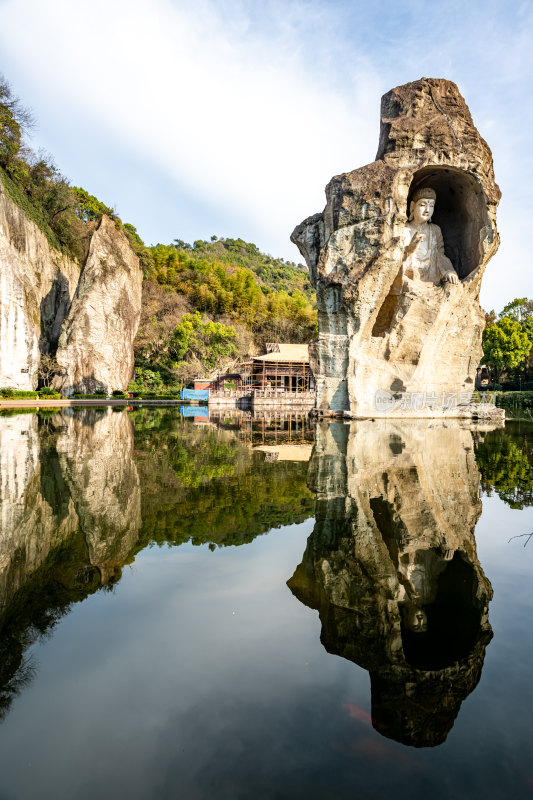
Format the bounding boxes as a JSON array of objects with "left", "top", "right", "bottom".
[{"left": 0, "top": 408, "right": 532, "bottom": 799}]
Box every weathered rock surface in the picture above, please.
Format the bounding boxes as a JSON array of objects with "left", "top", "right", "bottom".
[
  {"left": 0, "top": 180, "right": 79, "bottom": 389},
  {"left": 291, "top": 78, "right": 502, "bottom": 419},
  {"left": 288, "top": 420, "right": 494, "bottom": 747},
  {"left": 54, "top": 217, "right": 143, "bottom": 395},
  {"left": 0, "top": 179, "right": 143, "bottom": 394}
]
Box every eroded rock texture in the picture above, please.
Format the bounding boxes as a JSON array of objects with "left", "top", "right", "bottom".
[
  {"left": 54, "top": 217, "right": 143, "bottom": 395},
  {"left": 288, "top": 420, "right": 494, "bottom": 747},
  {"left": 291, "top": 78, "right": 501, "bottom": 418},
  {"left": 0, "top": 180, "right": 143, "bottom": 395},
  {"left": 0, "top": 181, "right": 79, "bottom": 390}
]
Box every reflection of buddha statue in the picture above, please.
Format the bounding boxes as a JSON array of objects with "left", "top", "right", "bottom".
[
  {"left": 402, "top": 187, "right": 459, "bottom": 286},
  {"left": 288, "top": 420, "right": 494, "bottom": 748}
]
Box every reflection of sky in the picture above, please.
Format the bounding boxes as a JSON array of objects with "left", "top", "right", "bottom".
[{"left": 0, "top": 501, "right": 533, "bottom": 798}]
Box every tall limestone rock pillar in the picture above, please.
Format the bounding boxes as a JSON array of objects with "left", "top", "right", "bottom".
[
  {"left": 291, "top": 78, "right": 502, "bottom": 419},
  {"left": 54, "top": 216, "right": 143, "bottom": 396},
  {"left": 0, "top": 178, "right": 80, "bottom": 390},
  {"left": 0, "top": 177, "right": 143, "bottom": 396}
]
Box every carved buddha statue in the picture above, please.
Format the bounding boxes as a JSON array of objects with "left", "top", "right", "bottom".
[{"left": 402, "top": 187, "right": 459, "bottom": 286}]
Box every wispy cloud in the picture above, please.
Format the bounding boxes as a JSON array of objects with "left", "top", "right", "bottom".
[{"left": 0, "top": 0, "right": 380, "bottom": 254}]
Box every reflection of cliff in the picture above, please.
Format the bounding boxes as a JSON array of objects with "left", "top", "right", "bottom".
[
  {"left": 0, "top": 408, "right": 141, "bottom": 719},
  {"left": 288, "top": 421, "right": 493, "bottom": 748}
]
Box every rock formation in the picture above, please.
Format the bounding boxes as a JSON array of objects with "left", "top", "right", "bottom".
[
  {"left": 291, "top": 78, "right": 502, "bottom": 419},
  {"left": 288, "top": 419, "right": 494, "bottom": 747},
  {"left": 0, "top": 179, "right": 143, "bottom": 395},
  {"left": 0, "top": 180, "right": 80, "bottom": 390},
  {"left": 54, "top": 217, "right": 143, "bottom": 395}
]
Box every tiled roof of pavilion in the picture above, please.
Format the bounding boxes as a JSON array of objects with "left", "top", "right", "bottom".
[{"left": 253, "top": 344, "right": 309, "bottom": 363}]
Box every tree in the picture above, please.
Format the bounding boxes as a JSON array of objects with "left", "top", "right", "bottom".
[
  {"left": 499, "top": 297, "right": 533, "bottom": 323},
  {"left": 168, "top": 312, "right": 237, "bottom": 372},
  {"left": 0, "top": 74, "right": 34, "bottom": 169},
  {"left": 37, "top": 354, "right": 65, "bottom": 388},
  {"left": 73, "top": 187, "right": 116, "bottom": 223},
  {"left": 482, "top": 316, "right": 532, "bottom": 383},
  {"left": 484, "top": 309, "right": 496, "bottom": 329}
]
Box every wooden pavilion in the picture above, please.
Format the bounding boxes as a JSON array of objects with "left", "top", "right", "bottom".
[{"left": 239, "top": 343, "right": 314, "bottom": 393}]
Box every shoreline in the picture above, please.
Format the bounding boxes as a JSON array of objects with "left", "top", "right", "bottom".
[{"left": 0, "top": 399, "right": 187, "bottom": 408}]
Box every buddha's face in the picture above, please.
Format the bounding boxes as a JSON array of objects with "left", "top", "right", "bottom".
[
  {"left": 405, "top": 606, "right": 428, "bottom": 632},
  {"left": 411, "top": 197, "right": 435, "bottom": 225}
]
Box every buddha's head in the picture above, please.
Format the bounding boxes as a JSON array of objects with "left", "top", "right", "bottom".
[
  {"left": 402, "top": 602, "right": 428, "bottom": 632},
  {"left": 409, "top": 186, "right": 436, "bottom": 224}
]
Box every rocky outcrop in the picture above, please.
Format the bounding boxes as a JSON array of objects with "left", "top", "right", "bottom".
[
  {"left": 291, "top": 78, "right": 502, "bottom": 419},
  {"left": 0, "top": 180, "right": 80, "bottom": 390},
  {"left": 54, "top": 217, "right": 143, "bottom": 395},
  {"left": 288, "top": 419, "right": 494, "bottom": 747},
  {"left": 0, "top": 179, "right": 143, "bottom": 395}
]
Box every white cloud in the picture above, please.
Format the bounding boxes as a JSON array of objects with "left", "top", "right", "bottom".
[
  {"left": 0, "top": 0, "right": 532, "bottom": 310},
  {"left": 0, "top": 0, "right": 381, "bottom": 259}
]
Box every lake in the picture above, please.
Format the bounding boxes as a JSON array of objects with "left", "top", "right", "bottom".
[{"left": 0, "top": 407, "right": 532, "bottom": 800}]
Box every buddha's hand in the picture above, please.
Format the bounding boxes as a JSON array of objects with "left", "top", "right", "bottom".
[
  {"left": 405, "top": 232, "right": 423, "bottom": 257},
  {"left": 443, "top": 271, "right": 459, "bottom": 285}
]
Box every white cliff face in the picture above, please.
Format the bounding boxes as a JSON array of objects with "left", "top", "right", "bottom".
[
  {"left": 54, "top": 217, "right": 143, "bottom": 396},
  {"left": 0, "top": 179, "right": 143, "bottom": 394},
  {"left": 0, "top": 180, "right": 79, "bottom": 389}
]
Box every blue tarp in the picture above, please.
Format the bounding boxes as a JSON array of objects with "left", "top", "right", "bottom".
[
  {"left": 180, "top": 406, "right": 209, "bottom": 418},
  {"left": 180, "top": 388, "right": 209, "bottom": 401}
]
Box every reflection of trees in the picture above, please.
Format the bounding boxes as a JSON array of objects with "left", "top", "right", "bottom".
[
  {"left": 475, "top": 423, "right": 533, "bottom": 508},
  {"left": 132, "top": 408, "right": 315, "bottom": 548},
  {"left": 288, "top": 420, "right": 494, "bottom": 748}
]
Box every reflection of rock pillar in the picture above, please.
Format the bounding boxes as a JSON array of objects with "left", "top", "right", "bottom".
[
  {"left": 289, "top": 420, "right": 493, "bottom": 747},
  {"left": 0, "top": 414, "right": 41, "bottom": 602},
  {"left": 0, "top": 414, "right": 78, "bottom": 608},
  {"left": 0, "top": 414, "right": 39, "bottom": 536},
  {"left": 0, "top": 408, "right": 142, "bottom": 720},
  {"left": 56, "top": 408, "right": 141, "bottom": 583}
]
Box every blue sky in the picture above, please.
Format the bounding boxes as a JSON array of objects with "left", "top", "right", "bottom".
[{"left": 0, "top": 0, "right": 532, "bottom": 311}]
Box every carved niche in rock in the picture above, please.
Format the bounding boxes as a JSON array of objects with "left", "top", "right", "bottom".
[{"left": 291, "top": 78, "right": 502, "bottom": 419}]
